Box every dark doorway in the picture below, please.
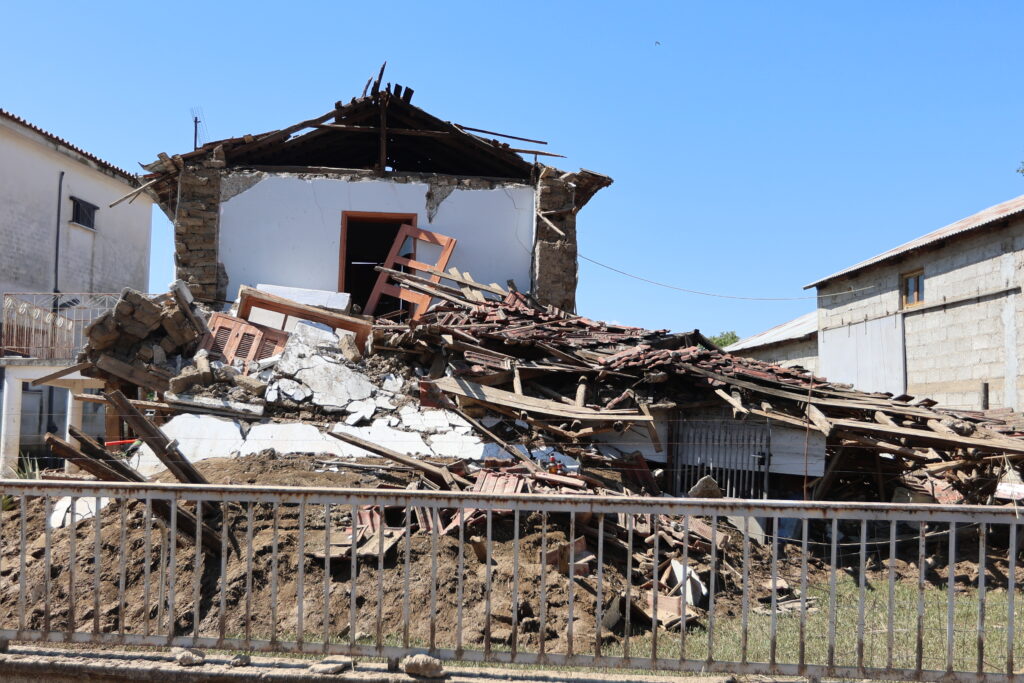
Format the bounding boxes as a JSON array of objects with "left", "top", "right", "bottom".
[{"left": 339, "top": 212, "right": 417, "bottom": 313}]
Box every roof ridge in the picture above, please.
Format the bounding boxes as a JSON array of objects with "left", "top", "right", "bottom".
[{"left": 0, "top": 108, "right": 138, "bottom": 184}]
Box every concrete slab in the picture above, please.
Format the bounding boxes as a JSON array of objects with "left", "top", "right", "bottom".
[
  {"left": 428, "top": 431, "right": 486, "bottom": 460},
  {"left": 240, "top": 422, "right": 350, "bottom": 458},
  {"left": 331, "top": 420, "right": 432, "bottom": 457},
  {"left": 133, "top": 414, "right": 245, "bottom": 477}
]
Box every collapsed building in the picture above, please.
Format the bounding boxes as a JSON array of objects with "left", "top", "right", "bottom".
[
  {"left": 138, "top": 80, "right": 610, "bottom": 314},
  {"left": 5, "top": 79, "right": 1023, "bottom": 654}
]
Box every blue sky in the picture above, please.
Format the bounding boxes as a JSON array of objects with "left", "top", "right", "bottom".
[{"left": 3, "top": 2, "right": 1022, "bottom": 338}]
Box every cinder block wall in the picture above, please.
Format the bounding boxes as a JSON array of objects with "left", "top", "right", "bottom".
[
  {"left": 817, "top": 217, "right": 1024, "bottom": 410},
  {"left": 738, "top": 338, "right": 819, "bottom": 374}
]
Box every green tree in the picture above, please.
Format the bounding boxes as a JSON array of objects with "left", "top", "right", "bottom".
[{"left": 709, "top": 330, "right": 739, "bottom": 348}]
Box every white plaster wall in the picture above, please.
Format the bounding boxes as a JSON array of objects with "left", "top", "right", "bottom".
[
  {"left": 816, "top": 217, "right": 1024, "bottom": 408},
  {"left": 0, "top": 119, "right": 152, "bottom": 296},
  {"left": 218, "top": 175, "right": 536, "bottom": 302}
]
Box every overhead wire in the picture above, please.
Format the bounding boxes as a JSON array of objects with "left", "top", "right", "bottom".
[{"left": 578, "top": 253, "right": 876, "bottom": 301}]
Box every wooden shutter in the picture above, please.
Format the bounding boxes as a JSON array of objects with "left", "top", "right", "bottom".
[{"left": 201, "top": 313, "right": 290, "bottom": 370}]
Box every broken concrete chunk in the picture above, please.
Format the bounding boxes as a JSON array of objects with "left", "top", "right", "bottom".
[
  {"left": 401, "top": 654, "right": 445, "bottom": 679},
  {"left": 399, "top": 406, "right": 453, "bottom": 434},
  {"left": 338, "top": 330, "right": 362, "bottom": 362},
  {"left": 267, "top": 377, "right": 312, "bottom": 403},
  {"left": 228, "top": 653, "right": 250, "bottom": 667},
  {"left": 172, "top": 646, "right": 205, "bottom": 667},
  {"left": 230, "top": 372, "right": 268, "bottom": 397},
  {"left": 275, "top": 321, "right": 340, "bottom": 375},
  {"left": 688, "top": 475, "right": 723, "bottom": 498},
  {"left": 382, "top": 373, "right": 404, "bottom": 394},
  {"left": 296, "top": 360, "right": 373, "bottom": 413},
  {"left": 308, "top": 656, "right": 353, "bottom": 674},
  {"left": 344, "top": 398, "right": 376, "bottom": 425}
]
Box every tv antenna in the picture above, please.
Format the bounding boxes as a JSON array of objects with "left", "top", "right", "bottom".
[{"left": 190, "top": 106, "right": 208, "bottom": 150}]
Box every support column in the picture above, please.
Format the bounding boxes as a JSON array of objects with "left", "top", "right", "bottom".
[
  {"left": 64, "top": 382, "right": 85, "bottom": 474},
  {"left": 1, "top": 371, "right": 23, "bottom": 477}
]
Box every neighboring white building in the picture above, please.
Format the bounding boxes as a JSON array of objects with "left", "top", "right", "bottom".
[
  {"left": 725, "top": 311, "right": 818, "bottom": 373},
  {"left": 0, "top": 109, "right": 153, "bottom": 472}
]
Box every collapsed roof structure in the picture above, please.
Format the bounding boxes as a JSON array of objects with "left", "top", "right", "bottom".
[{"left": 135, "top": 77, "right": 611, "bottom": 313}]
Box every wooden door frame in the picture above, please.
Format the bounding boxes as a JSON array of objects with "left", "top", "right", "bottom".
[{"left": 339, "top": 211, "right": 418, "bottom": 293}]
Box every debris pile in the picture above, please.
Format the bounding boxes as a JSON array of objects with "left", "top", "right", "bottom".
[{"left": 26, "top": 265, "right": 1024, "bottom": 643}]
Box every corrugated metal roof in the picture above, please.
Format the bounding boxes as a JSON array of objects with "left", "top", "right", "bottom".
[
  {"left": 805, "top": 194, "right": 1024, "bottom": 289},
  {"left": 0, "top": 108, "right": 138, "bottom": 184},
  {"left": 725, "top": 311, "right": 817, "bottom": 353}
]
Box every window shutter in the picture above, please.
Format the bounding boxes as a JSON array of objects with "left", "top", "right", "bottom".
[{"left": 202, "top": 313, "right": 289, "bottom": 369}]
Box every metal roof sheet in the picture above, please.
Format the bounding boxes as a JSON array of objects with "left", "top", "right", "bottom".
[
  {"left": 724, "top": 311, "right": 817, "bottom": 353},
  {"left": 805, "top": 194, "right": 1024, "bottom": 289},
  {"left": 0, "top": 108, "right": 138, "bottom": 184}
]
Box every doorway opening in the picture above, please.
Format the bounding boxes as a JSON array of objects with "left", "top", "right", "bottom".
[{"left": 339, "top": 212, "right": 417, "bottom": 313}]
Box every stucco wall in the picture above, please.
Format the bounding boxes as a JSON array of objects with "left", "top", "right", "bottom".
[
  {"left": 734, "top": 337, "right": 819, "bottom": 374},
  {"left": 216, "top": 173, "right": 536, "bottom": 303},
  {"left": 0, "top": 120, "right": 152, "bottom": 296},
  {"left": 816, "top": 216, "right": 1024, "bottom": 409}
]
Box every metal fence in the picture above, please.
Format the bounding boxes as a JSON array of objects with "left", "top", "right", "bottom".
[
  {"left": 1, "top": 293, "right": 119, "bottom": 360},
  {"left": 0, "top": 478, "right": 1020, "bottom": 682}
]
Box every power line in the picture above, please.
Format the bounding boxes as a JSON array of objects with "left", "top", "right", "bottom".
[{"left": 579, "top": 253, "right": 876, "bottom": 301}]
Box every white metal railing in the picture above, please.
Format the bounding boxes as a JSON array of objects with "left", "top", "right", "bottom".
[
  {"left": 1, "top": 292, "right": 119, "bottom": 360},
  {"left": 0, "top": 479, "right": 1020, "bottom": 681}
]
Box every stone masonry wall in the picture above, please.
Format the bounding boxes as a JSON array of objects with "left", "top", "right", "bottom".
[
  {"left": 173, "top": 148, "right": 226, "bottom": 303},
  {"left": 532, "top": 172, "right": 578, "bottom": 312},
  {"left": 816, "top": 216, "right": 1024, "bottom": 409}
]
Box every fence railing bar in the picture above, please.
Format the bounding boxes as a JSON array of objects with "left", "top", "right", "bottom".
[
  {"left": 512, "top": 507, "right": 521, "bottom": 659},
  {"left": 595, "top": 512, "right": 605, "bottom": 662},
  {"left": 916, "top": 520, "right": 926, "bottom": 674},
  {"left": 856, "top": 517, "right": 867, "bottom": 670},
  {"left": 452, "top": 505, "right": 461, "bottom": 655},
  {"left": 484, "top": 508, "right": 493, "bottom": 659},
  {"left": 539, "top": 510, "right": 547, "bottom": 662},
  {"left": 680, "top": 514, "right": 690, "bottom": 664},
  {"left": 946, "top": 521, "right": 957, "bottom": 672},
  {"left": 93, "top": 495, "right": 102, "bottom": 636},
  {"left": 651, "top": 512, "right": 659, "bottom": 667},
  {"left": 43, "top": 496, "right": 52, "bottom": 634},
  {"left": 270, "top": 502, "right": 279, "bottom": 644},
  {"left": 566, "top": 510, "right": 575, "bottom": 658},
  {"left": 429, "top": 505, "right": 439, "bottom": 653},
  {"left": 708, "top": 514, "right": 718, "bottom": 666},
  {"left": 296, "top": 500, "right": 306, "bottom": 648},
  {"left": 977, "top": 521, "right": 986, "bottom": 674},
  {"left": 67, "top": 497, "right": 77, "bottom": 640},
  {"left": 168, "top": 492, "right": 178, "bottom": 642},
  {"left": 323, "top": 502, "right": 332, "bottom": 654},
  {"left": 1007, "top": 522, "right": 1017, "bottom": 676},
  {"left": 192, "top": 499, "right": 203, "bottom": 640},
  {"left": 375, "top": 502, "right": 385, "bottom": 652},
  {"left": 348, "top": 502, "right": 357, "bottom": 649},
  {"left": 624, "top": 512, "right": 633, "bottom": 663}
]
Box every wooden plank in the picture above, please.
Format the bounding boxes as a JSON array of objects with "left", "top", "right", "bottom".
[
  {"left": 834, "top": 430, "right": 934, "bottom": 463},
  {"left": 829, "top": 417, "right": 1024, "bottom": 454},
  {"left": 45, "top": 433, "right": 221, "bottom": 557},
  {"left": 29, "top": 362, "right": 91, "bottom": 387},
  {"left": 805, "top": 404, "right": 833, "bottom": 436},
  {"left": 714, "top": 388, "right": 748, "bottom": 415},
  {"left": 432, "top": 376, "right": 652, "bottom": 422},
  {"left": 236, "top": 285, "right": 371, "bottom": 348},
  {"left": 327, "top": 430, "right": 472, "bottom": 489},
  {"left": 106, "top": 390, "right": 209, "bottom": 486}
]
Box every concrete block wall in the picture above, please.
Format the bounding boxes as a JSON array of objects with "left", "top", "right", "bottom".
[
  {"left": 735, "top": 337, "right": 819, "bottom": 373},
  {"left": 816, "top": 216, "right": 1024, "bottom": 410}
]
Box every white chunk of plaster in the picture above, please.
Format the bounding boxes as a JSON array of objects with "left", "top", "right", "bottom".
[
  {"left": 331, "top": 420, "right": 432, "bottom": 457},
  {"left": 240, "top": 422, "right": 349, "bottom": 458},
  {"left": 133, "top": 414, "right": 245, "bottom": 477},
  {"left": 381, "top": 373, "right": 404, "bottom": 394},
  {"left": 49, "top": 496, "right": 109, "bottom": 528},
  {"left": 344, "top": 398, "right": 376, "bottom": 425},
  {"left": 428, "top": 431, "right": 487, "bottom": 460}
]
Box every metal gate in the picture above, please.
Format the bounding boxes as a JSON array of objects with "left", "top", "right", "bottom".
[{"left": 672, "top": 416, "right": 771, "bottom": 498}]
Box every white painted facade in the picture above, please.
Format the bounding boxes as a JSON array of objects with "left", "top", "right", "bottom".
[
  {"left": 0, "top": 112, "right": 152, "bottom": 473},
  {"left": 0, "top": 115, "right": 152, "bottom": 296},
  {"left": 217, "top": 173, "right": 536, "bottom": 302}
]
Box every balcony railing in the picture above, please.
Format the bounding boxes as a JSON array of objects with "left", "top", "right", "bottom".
[{"left": 1, "top": 292, "right": 119, "bottom": 361}]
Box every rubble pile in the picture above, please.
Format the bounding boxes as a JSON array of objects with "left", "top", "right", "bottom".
[{"left": 33, "top": 270, "right": 1024, "bottom": 641}]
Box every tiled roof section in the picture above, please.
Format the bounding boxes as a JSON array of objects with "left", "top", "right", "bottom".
[
  {"left": 0, "top": 109, "right": 138, "bottom": 184},
  {"left": 805, "top": 194, "right": 1024, "bottom": 289},
  {"left": 725, "top": 311, "right": 817, "bottom": 353}
]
